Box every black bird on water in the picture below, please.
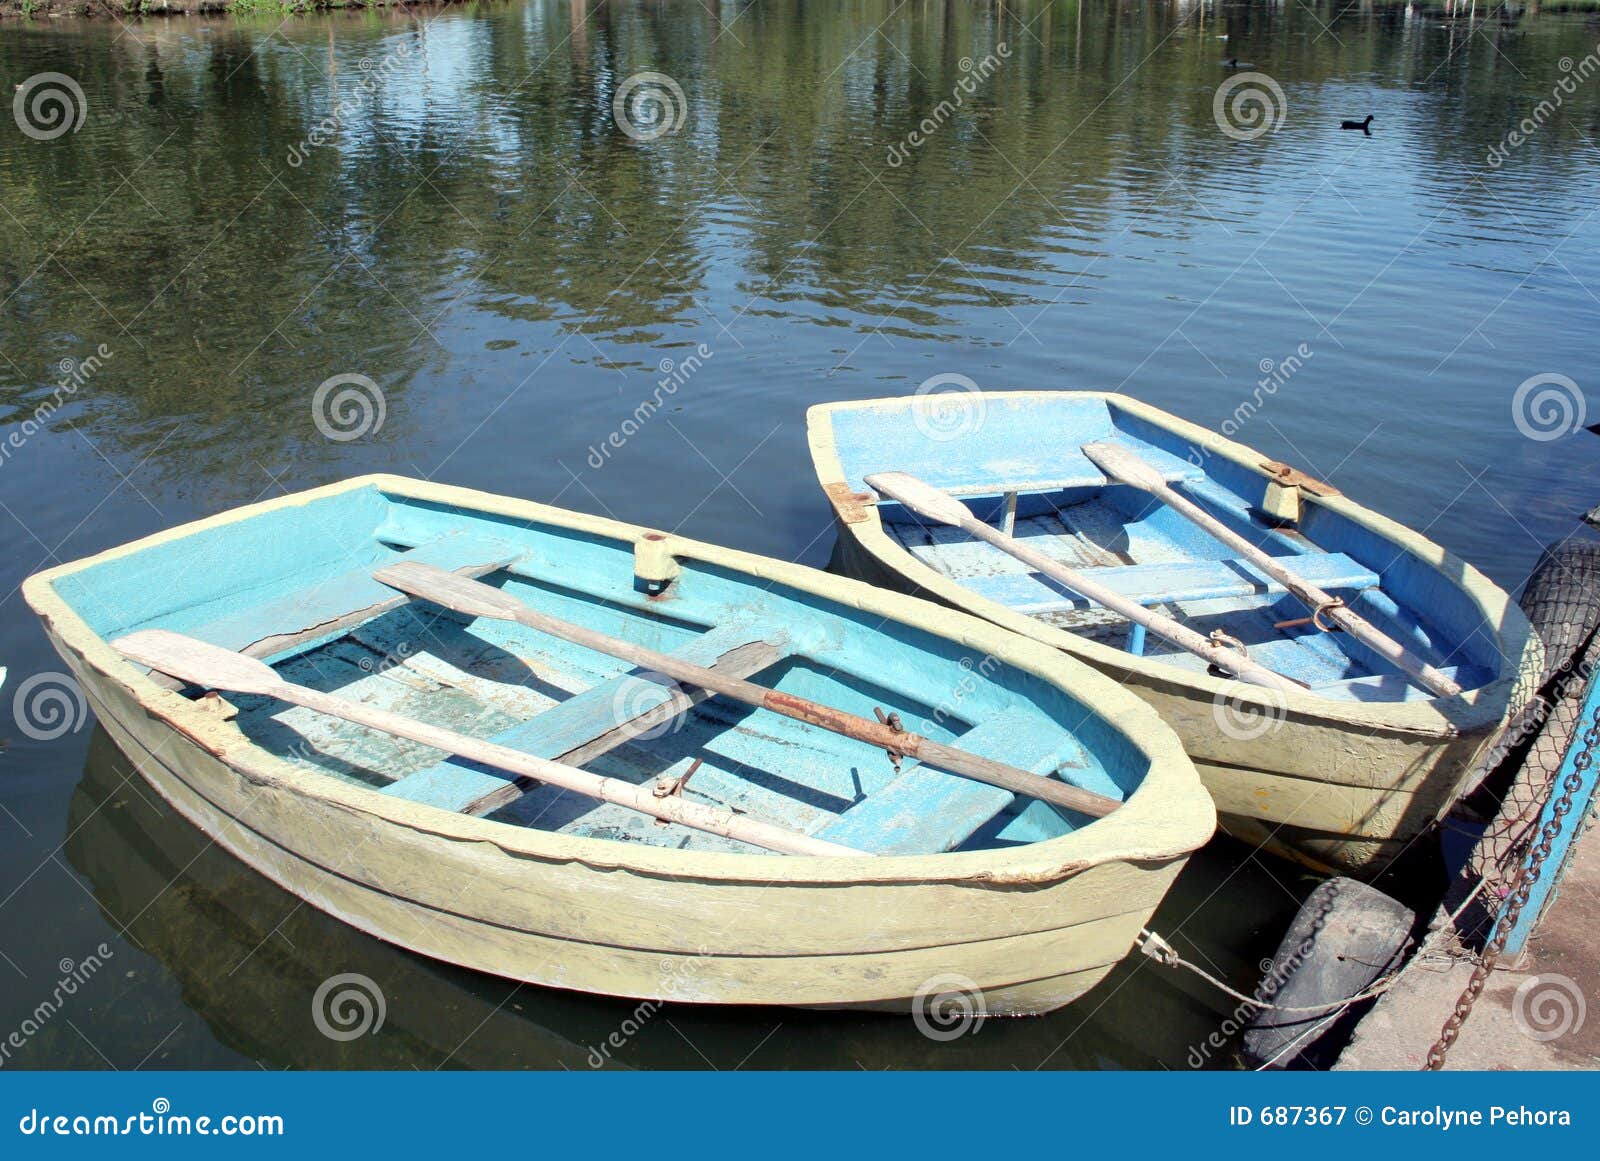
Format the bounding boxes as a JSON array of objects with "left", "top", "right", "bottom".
[{"left": 1341, "top": 115, "right": 1374, "bottom": 135}]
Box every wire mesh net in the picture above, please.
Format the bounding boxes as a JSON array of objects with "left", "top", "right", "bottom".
[{"left": 1442, "top": 540, "right": 1600, "bottom": 947}]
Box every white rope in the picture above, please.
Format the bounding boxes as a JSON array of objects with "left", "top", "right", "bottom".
[
  {"left": 1253, "top": 1009, "right": 1346, "bottom": 1071},
  {"left": 1138, "top": 875, "right": 1492, "bottom": 1020},
  {"left": 1136, "top": 930, "right": 1406, "bottom": 1013}
]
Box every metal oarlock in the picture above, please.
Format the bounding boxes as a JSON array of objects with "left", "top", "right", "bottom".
[{"left": 873, "top": 706, "right": 906, "bottom": 773}]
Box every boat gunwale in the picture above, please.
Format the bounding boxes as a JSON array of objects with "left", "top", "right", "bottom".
[
  {"left": 23, "top": 473, "right": 1215, "bottom": 887},
  {"left": 805, "top": 389, "right": 1542, "bottom": 737}
]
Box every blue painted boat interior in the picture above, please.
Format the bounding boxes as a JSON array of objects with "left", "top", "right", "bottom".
[
  {"left": 826, "top": 395, "right": 1504, "bottom": 702},
  {"left": 44, "top": 483, "right": 1148, "bottom": 856}
]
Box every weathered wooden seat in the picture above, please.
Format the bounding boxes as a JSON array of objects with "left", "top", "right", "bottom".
[
  {"left": 960, "top": 552, "right": 1378, "bottom": 616},
  {"left": 382, "top": 623, "right": 786, "bottom": 816},
  {"left": 187, "top": 530, "right": 525, "bottom": 659},
  {"left": 843, "top": 420, "right": 1204, "bottom": 500},
  {"left": 813, "top": 708, "right": 1085, "bottom": 855}
]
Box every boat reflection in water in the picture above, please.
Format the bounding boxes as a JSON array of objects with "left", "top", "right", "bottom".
[{"left": 66, "top": 727, "right": 1293, "bottom": 1069}]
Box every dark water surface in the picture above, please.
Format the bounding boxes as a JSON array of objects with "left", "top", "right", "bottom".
[{"left": 2, "top": 0, "right": 1597, "bottom": 1069}]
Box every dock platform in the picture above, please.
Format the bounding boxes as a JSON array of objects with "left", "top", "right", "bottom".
[{"left": 1337, "top": 831, "right": 1598, "bottom": 1069}]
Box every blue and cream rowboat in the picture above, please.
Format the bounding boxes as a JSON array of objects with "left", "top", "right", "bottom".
[
  {"left": 24, "top": 475, "right": 1212, "bottom": 1014},
  {"left": 808, "top": 392, "right": 1540, "bottom": 876}
]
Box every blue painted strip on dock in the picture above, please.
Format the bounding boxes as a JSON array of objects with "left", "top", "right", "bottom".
[{"left": 1493, "top": 665, "right": 1600, "bottom": 957}]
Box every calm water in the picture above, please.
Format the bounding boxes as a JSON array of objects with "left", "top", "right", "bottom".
[{"left": 2, "top": 0, "right": 1597, "bottom": 1069}]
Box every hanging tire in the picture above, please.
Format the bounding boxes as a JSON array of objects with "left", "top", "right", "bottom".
[
  {"left": 1242, "top": 877, "right": 1414, "bottom": 1069},
  {"left": 1461, "top": 540, "right": 1600, "bottom": 796},
  {"left": 1520, "top": 540, "right": 1600, "bottom": 682}
]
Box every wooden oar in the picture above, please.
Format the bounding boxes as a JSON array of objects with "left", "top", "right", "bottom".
[
  {"left": 865, "top": 471, "right": 1306, "bottom": 695},
  {"left": 373, "top": 561, "right": 1123, "bottom": 818},
  {"left": 1080, "top": 441, "right": 1462, "bottom": 699},
  {"left": 112, "top": 629, "right": 862, "bottom": 858}
]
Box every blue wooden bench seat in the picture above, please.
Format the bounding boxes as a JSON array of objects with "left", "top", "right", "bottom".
[
  {"left": 813, "top": 707, "right": 1083, "bottom": 855},
  {"left": 855, "top": 438, "right": 1203, "bottom": 500},
  {"left": 959, "top": 552, "right": 1379, "bottom": 616},
  {"left": 1311, "top": 664, "right": 1479, "bottom": 702},
  {"left": 382, "top": 622, "right": 787, "bottom": 816},
  {"left": 189, "top": 530, "right": 525, "bottom": 657}
]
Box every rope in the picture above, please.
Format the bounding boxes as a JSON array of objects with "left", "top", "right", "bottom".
[
  {"left": 1253, "top": 1009, "right": 1346, "bottom": 1071},
  {"left": 1135, "top": 881, "right": 1489, "bottom": 1022},
  {"left": 1136, "top": 879, "right": 1496, "bottom": 1073},
  {"left": 1136, "top": 930, "right": 1407, "bottom": 1013}
]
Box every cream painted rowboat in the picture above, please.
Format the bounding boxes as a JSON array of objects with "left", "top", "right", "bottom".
[
  {"left": 807, "top": 392, "right": 1541, "bottom": 876},
  {"left": 24, "top": 474, "right": 1213, "bottom": 1014}
]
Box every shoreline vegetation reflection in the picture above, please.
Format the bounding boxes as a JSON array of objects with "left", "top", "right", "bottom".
[{"left": 4, "top": 1, "right": 1600, "bottom": 485}]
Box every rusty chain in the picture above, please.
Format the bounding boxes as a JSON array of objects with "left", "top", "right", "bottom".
[{"left": 1424, "top": 702, "right": 1597, "bottom": 1070}]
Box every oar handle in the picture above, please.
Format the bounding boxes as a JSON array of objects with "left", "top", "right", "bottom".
[
  {"left": 1103, "top": 453, "right": 1462, "bottom": 699},
  {"left": 523, "top": 614, "right": 1118, "bottom": 817},
  {"left": 379, "top": 564, "right": 1122, "bottom": 818},
  {"left": 958, "top": 518, "right": 1305, "bottom": 695},
  {"left": 112, "top": 627, "right": 861, "bottom": 855},
  {"left": 758, "top": 691, "right": 1121, "bottom": 817},
  {"left": 864, "top": 470, "right": 1302, "bottom": 694},
  {"left": 912, "top": 735, "right": 1121, "bottom": 814},
  {"left": 280, "top": 685, "right": 863, "bottom": 857}
]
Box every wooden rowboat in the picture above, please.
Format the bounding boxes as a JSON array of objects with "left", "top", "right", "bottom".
[
  {"left": 808, "top": 392, "right": 1541, "bottom": 876},
  {"left": 24, "top": 475, "right": 1212, "bottom": 1014}
]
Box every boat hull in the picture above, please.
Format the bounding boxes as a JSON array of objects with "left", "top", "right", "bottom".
[
  {"left": 812, "top": 394, "right": 1541, "bottom": 877},
  {"left": 29, "top": 476, "right": 1213, "bottom": 1014},
  {"left": 58, "top": 636, "right": 1169, "bottom": 1014}
]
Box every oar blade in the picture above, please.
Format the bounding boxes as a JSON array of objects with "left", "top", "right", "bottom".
[
  {"left": 374, "top": 561, "right": 528, "bottom": 621},
  {"left": 864, "top": 471, "right": 974, "bottom": 528},
  {"left": 114, "top": 629, "right": 284, "bottom": 696},
  {"left": 1081, "top": 441, "right": 1169, "bottom": 491}
]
